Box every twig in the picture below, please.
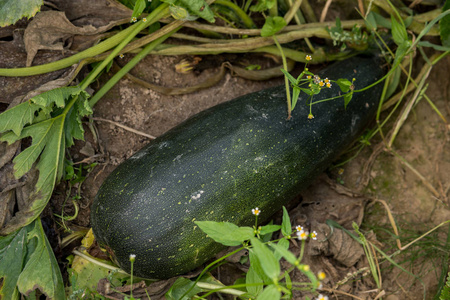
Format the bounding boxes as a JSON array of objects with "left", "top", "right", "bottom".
[
  {"left": 320, "top": 0, "right": 333, "bottom": 23},
  {"left": 92, "top": 117, "right": 156, "bottom": 139},
  {"left": 320, "top": 287, "right": 365, "bottom": 300}
]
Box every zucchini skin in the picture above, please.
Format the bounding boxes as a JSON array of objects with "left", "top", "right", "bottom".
[{"left": 91, "top": 55, "right": 384, "bottom": 279}]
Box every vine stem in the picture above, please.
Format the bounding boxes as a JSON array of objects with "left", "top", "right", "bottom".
[
  {"left": 88, "top": 21, "right": 183, "bottom": 107},
  {"left": 273, "top": 36, "right": 292, "bottom": 119},
  {"left": 80, "top": 4, "right": 170, "bottom": 90}
]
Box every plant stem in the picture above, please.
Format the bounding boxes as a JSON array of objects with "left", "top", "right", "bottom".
[
  {"left": 89, "top": 23, "right": 182, "bottom": 107},
  {"left": 212, "top": 0, "right": 256, "bottom": 28},
  {"left": 273, "top": 37, "right": 292, "bottom": 119},
  {"left": 80, "top": 4, "right": 170, "bottom": 90},
  {"left": 196, "top": 282, "right": 246, "bottom": 296}
]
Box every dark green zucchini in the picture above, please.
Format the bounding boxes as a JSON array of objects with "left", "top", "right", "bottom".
[{"left": 91, "top": 55, "right": 384, "bottom": 279}]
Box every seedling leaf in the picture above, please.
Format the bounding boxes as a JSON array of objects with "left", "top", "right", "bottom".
[
  {"left": 292, "top": 87, "right": 301, "bottom": 111},
  {"left": 261, "top": 16, "right": 286, "bottom": 37},
  {"left": 281, "top": 206, "right": 292, "bottom": 237},
  {"left": 161, "top": 0, "right": 214, "bottom": 22},
  {"left": 391, "top": 16, "right": 408, "bottom": 46},
  {"left": 250, "top": 0, "right": 276, "bottom": 12},
  {"left": 336, "top": 78, "right": 352, "bottom": 93},
  {"left": 344, "top": 91, "right": 354, "bottom": 109}
]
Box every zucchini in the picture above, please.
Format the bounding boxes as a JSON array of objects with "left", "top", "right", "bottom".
[{"left": 91, "top": 55, "right": 384, "bottom": 279}]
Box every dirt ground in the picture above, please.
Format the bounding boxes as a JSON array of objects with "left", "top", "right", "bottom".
[{"left": 57, "top": 52, "right": 449, "bottom": 299}]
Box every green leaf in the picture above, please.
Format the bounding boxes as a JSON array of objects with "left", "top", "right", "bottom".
[
  {"left": 418, "top": 41, "right": 450, "bottom": 51},
  {"left": 0, "top": 226, "right": 27, "bottom": 299},
  {"left": 166, "top": 277, "right": 202, "bottom": 300},
  {"left": 280, "top": 69, "right": 297, "bottom": 86},
  {"left": 344, "top": 91, "right": 353, "bottom": 109},
  {"left": 285, "top": 271, "right": 292, "bottom": 289},
  {"left": 291, "top": 87, "right": 301, "bottom": 111},
  {"left": 0, "top": 0, "right": 42, "bottom": 27},
  {"left": 249, "top": 250, "right": 272, "bottom": 284},
  {"left": 16, "top": 219, "right": 65, "bottom": 299},
  {"left": 391, "top": 16, "right": 408, "bottom": 46},
  {"left": 0, "top": 87, "right": 92, "bottom": 235},
  {"left": 336, "top": 78, "right": 352, "bottom": 93},
  {"left": 161, "top": 0, "right": 214, "bottom": 22},
  {"left": 300, "top": 88, "right": 313, "bottom": 96},
  {"left": 195, "top": 221, "right": 254, "bottom": 246},
  {"left": 0, "top": 219, "right": 65, "bottom": 299},
  {"left": 132, "top": 0, "right": 146, "bottom": 19},
  {"left": 365, "top": 12, "right": 377, "bottom": 31},
  {"left": 272, "top": 238, "right": 289, "bottom": 261},
  {"left": 250, "top": 0, "right": 276, "bottom": 12},
  {"left": 370, "top": 12, "right": 391, "bottom": 29},
  {"left": 250, "top": 238, "right": 280, "bottom": 282},
  {"left": 0, "top": 101, "right": 41, "bottom": 136},
  {"left": 257, "top": 284, "right": 281, "bottom": 300},
  {"left": 259, "top": 224, "right": 281, "bottom": 236},
  {"left": 271, "top": 240, "right": 296, "bottom": 264},
  {"left": 261, "top": 16, "right": 286, "bottom": 37},
  {"left": 281, "top": 207, "right": 292, "bottom": 237},
  {"left": 246, "top": 265, "right": 263, "bottom": 296},
  {"left": 440, "top": 0, "right": 450, "bottom": 47}
]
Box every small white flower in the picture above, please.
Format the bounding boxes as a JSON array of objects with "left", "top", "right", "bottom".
[
  {"left": 316, "top": 294, "right": 328, "bottom": 300},
  {"left": 297, "top": 230, "right": 309, "bottom": 240},
  {"left": 252, "top": 207, "right": 261, "bottom": 216}
]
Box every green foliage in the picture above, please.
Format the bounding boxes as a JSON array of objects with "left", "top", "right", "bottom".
[
  {"left": 327, "top": 17, "right": 369, "bottom": 50},
  {"left": 166, "top": 277, "right": 203, "bottom": 300},
  {"left": 439, "top": 272, "right": 450, "bottom": 300},
  {"left": 195, "top": 221, "right": 254, "bottom": 246},
  {"left": 161, "top": 0, "right": 214, "bottom": 22},
  {"left": 250, "top": 0, "right": 276, "bottom": 12},
  {"left": 189, "top": 207, "right": 323, "bottom": 299},
  {"left": 0, "top": 0, "right": 42, "bottom": 27},
  {"left": 440, "top": 0, "right": 450, "bottom": 47},
  {"left": 0, "top": 218, "right": 65, "bottom": 299},
  {"left": 280, "top": 60, "right": 355, "bottom": 115},
  {"left": 0, "top": 87, "right": 92, "bottom": 235},
  {"left": 261, "top": 16, "right": 286, "bottom": 37}
]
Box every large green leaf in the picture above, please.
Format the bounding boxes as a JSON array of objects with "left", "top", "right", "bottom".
[
  {"left": 0, "top": 87, "right": 92, "bottom": 235},
  {"left": 0, "top": 0, "right": 43, "bottom": 27},
  {"left": 17, "top": 219, "right": 65, "bottom": 299},
  {"left": 0, "top": 219, "right": 65, "bottom": 299}
]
